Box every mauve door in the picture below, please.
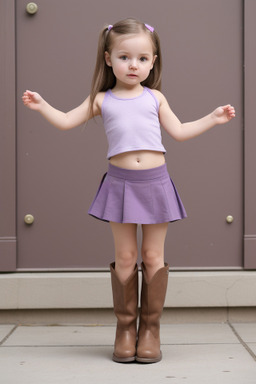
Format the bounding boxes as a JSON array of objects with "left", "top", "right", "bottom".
[{"left": 16, "top": 0, "right": 243, "bottom": 270}]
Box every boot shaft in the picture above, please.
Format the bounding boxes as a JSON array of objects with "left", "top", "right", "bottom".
[
  {"left": 110, "top": 263, "right": 138, "bottom": 324},
  {"left": 136, "top": 262, "right": 169, "bottom": 363},
  {"left": 139, "top": 263, "right": 169, "bottom": 327},
  {"left": 110, "top": 263, "right": 138, "bottom": 362}
]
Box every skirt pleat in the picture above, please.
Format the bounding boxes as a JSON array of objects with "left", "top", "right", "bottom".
[{"left": 88, "top": 163, "right": 187, "bottom": 224}]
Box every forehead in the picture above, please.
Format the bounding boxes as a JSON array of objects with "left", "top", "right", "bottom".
[{"left": 111, "top": 32, "right": 154, "bottom": 53}]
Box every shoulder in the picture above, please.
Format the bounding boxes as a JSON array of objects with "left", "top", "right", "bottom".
[
  {"left": 93, "top": 92, "right": 106, "bottom": 115},
  {"left": 94, "top": 92, "right": 106, "bottom": 106},
  {"left": 149, "top": 89, "right": 167, "bottom": 106}
]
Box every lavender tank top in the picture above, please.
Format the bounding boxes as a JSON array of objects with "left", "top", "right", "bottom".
[{"left": 101, "top": 87, "right": 166, "bottom": 159}]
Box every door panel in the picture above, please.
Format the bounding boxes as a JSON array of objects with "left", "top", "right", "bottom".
[
  {"left": 162, "top": 0, "right": 243, "bottom": 268},
  {"left": 16, "top": 0, "right": 243, "bottom": 270}
]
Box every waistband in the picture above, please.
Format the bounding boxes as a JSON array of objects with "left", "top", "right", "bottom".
[{"left": 107, "top": 163, "right": 168, "bottom": 181}]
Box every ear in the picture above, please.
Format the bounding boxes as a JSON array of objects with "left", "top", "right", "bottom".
[
  {"left": 150, "top": 55, "right": 157, "bottom": 70},
  {"left": 105, "top": 51, "right": 112, "bottom": 67}
]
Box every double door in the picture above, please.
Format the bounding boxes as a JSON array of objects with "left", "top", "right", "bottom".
[{"left": 2, "top": 0, "right": 250, "bottom": 271}]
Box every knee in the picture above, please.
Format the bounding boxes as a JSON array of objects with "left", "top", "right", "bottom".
[
  {"left": 141, "top": 248, "right": 163, "bottom": 269},
  {"left": 116, "top": 249, "right": 138, "bottom": 269}
]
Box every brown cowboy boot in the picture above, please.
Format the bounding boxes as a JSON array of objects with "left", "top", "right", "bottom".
[
  {"left": 110, "top": 262, "right": 138, "bottom": 363},
  {"left": 136, "top": 262, "right": 169, "bottom": 363}
]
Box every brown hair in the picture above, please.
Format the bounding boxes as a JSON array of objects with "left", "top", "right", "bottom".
[{"left": 89, "top": 18, "right": 162, "bottom": 116}]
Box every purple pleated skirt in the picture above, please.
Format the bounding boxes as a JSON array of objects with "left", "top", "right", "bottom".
[{"left": 88, "top": 163, "right": 187, "bottom": 224}]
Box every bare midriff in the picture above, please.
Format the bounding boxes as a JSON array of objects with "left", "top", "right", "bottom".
[{"left": 109, "top": 150, "right": 165, "bottom": 170}]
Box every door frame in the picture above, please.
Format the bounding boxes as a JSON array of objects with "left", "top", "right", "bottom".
[
  {"left": 0, "top": 0, "right": 16, "bottom": 271},
  {"left": 243, "top": 0, "right": 256, "bottom": 268}
]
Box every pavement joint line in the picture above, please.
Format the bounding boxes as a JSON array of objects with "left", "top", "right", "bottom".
[
  {"left": 0, "top": 324, "right": 19, "bottom": 346},
  {"left": 227, "top": 321, "right": 256, "bottom": 362},
  {"left": 1, "top": 342, "right": 242, "bottom": 348},
  {"left": 0, "top": 345, "right": 113, "bottom": 348}
]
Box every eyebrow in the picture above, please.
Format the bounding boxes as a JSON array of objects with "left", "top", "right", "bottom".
[{"left": 117, "top": 50, "right": 151, "bottom": 56}]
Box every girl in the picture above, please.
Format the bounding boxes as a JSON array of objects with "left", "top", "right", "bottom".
[{"left": 22, "top": 18, "right": 235, "bottom": 364}]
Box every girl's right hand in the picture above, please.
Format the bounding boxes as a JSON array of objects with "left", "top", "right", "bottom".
[
  {"left": 22, "top": 90, "right": 43, "bottom": 111},
  {"left": 21, "top": 90, "right": 99, "bottom": 130}
]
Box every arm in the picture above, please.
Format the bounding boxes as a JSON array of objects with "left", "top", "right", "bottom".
[
  {"left": 155, "top": 91, "right": 235, "bottom": 142},
  {"left": 22, "top": 90, "right": 101, "bottom": 130}
]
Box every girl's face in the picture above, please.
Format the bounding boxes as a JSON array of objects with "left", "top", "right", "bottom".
[{"left": 105, "top": 33, "right": 157, "bottom": 89}]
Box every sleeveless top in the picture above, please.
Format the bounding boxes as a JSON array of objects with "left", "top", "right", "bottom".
[{"left": 101, "top": 87, "right": 166, "bottom": 159}]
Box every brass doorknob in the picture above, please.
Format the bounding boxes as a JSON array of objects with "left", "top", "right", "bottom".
[
  {"left": 226, "top": 215, "right": 234, "bottom": 224},
  {"left": 24, "top": 214, "right": 35, "bottom": 225},
  {"left": 26, "top": 3, "right": 38, "bottom": 14}
]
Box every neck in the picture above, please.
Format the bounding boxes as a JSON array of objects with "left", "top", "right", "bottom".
[{"left": 111, "top": 83, "right": 144, "bottom": 97}]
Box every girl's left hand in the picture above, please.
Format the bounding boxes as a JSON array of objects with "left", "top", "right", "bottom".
[{"left": 213, "top": 105, "right": 236, "bottom": 124}]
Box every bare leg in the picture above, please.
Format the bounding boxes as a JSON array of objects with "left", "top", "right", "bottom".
[
  {"left": 110, "top": 222, "right": 138, "bottom": 283},
  {"left": 141, "top": 223, "right": 168, "bottom": 281}
]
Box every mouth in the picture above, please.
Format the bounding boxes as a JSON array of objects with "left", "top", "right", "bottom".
[{"left": 127, "top": 74, "right": 138, "bottom": 78}]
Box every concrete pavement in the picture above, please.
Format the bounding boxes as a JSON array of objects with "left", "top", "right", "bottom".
[{"left": 0, "top": 322, "right": 256, "bottom": 383}]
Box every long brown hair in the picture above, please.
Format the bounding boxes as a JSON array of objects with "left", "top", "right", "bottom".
[{"left": 89, "top": 18, "right": 162, "bottom": 116}]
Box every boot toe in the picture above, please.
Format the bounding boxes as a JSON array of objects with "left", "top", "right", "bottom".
[
  {"left": 136, "top": 350, "right": 162, "bottom": 363},
  {"left": 113, "top": 353, "right": 136, "bottom": 363},
  {"left": 113, "top": 346, "right": 136, "bottom": 363}
]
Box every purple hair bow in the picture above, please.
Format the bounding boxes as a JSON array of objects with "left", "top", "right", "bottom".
[{"left": 144, "top": 23, "right": 154, "bottom": 33}]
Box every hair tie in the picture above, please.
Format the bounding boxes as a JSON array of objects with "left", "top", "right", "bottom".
[
  {"left": 108, "top": 25, "right": 113, "bottom": 31},
  {"left": 144, "top": 23, "right": 154, "bottom": 33}
]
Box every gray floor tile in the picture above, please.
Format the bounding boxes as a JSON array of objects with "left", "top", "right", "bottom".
[
  {"left": 231, "top": 323, "right": 256, "bottom": 343},
  {"left": 4, "top": 324, "right": 240, "bottom": 348},
  {"left": 161, "top": 344, "right": 256, "bottom": 384},
  {"left": 4, "top": 325, "right": 116, "bottom": 346},
  {"left": 0, "top": 344, "right": 255, "bottom": 384},
  {"left": 160, "top": 323, "right": 239, "bottom": 344}
]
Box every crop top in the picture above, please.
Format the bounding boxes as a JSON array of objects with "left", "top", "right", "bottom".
[{"left": 101, "top": 87, "right": 166, "bottom": 159}]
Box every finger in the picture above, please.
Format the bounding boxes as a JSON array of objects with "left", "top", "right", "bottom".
[
  {"left": 22, "top": 95, "right": 30, "bottom": 103},
  {"left": 221, "top": 104, "right": 231, "bottom": 111},
  {"left": 222, "top": 105, "right": 236, "bottom": 118},
  {"left": 22, "top": 95, "right": 28, "bottom": 102},
  {"left": 227, "top": 109, "right": 235, "bottom": 119},
  {"left": 227, "top": 106, "right": 235, "bottom": 115},
  {"left": 22, "top": 91, "right": 31, "bottom": 99}
]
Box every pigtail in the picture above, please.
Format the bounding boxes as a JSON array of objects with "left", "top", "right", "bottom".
[
  {"left": 89, "top": 26, "right": 115, "bottom": 117},
  {"left": 142, "top": 30, "right": 162, "bottom": 91}
]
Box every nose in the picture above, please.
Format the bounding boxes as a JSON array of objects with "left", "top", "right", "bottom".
[{"left": 129, "top": 59, "right": 138, "bottom": 69}]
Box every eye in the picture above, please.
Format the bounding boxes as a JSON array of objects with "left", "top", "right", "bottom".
[
  {"left": 140, "top": 57, "right": 148, "bottom": 62},
  {"left": 120, "top": 55, "right": 128, "bottom": 61}
]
